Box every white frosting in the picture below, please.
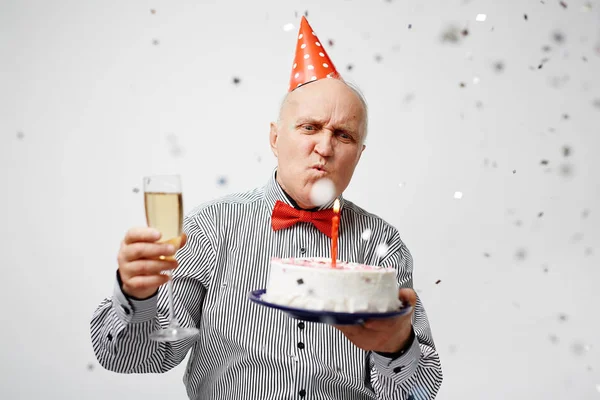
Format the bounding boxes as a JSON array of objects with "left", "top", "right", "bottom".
[{"left": 263, "top": 257, "right": 401, "bottom": 313}]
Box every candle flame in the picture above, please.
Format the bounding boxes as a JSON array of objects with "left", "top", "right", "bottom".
[{"left": 333, "top": 198, "right": 340, "bottom": 213}]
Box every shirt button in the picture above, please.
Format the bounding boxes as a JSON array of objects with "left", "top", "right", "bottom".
[
  {"left": 107, "top": 333, "right": 113, "bottom": 341},
  {"left": 299, "top": 389, "right": 306, "bottom": 397},
  {"left": 299, "top": 247, "right": 306, "bottom": 254},
  {"left": 297, "top": 342, "right": 305, "bottom": 350},
  {"left": 393, "top": 366, "right": 404, "bottom": 373},
  {"left": 297, "top": 321, "right": 305, "bottom": 329},
  {"left": 121, "top": 305, "right": 131, "bottom": 315}
]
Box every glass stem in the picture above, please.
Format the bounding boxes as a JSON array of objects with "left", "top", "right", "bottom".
[{"left": 166, "top": 272, "right": 179, "bottom": 327}]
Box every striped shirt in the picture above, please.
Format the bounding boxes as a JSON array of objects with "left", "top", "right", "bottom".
[{"left": 91, "top": 170, "right": 443, "bottom": 399}]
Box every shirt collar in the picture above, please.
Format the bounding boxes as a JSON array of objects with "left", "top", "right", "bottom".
[{"left": 264, "top": 167, "right": 345, "bottom": 212}]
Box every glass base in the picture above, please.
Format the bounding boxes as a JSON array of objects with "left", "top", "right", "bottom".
[{"left": 149, "top": 325, "right": 199, "bottom": 342}]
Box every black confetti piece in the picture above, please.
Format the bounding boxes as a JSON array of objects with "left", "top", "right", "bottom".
[
  {"left": 459, "top": 82, "right": 466, "bottom": 88},
  {"left": 552, "top": 31, "right": 566, "bottom": 44},
  {"left": 543, "top": 265, "right": 549, "bottom": 273},
  {"left": 461, "top": 28, "right": 469, "bottom": 37},
  {"left": 513, "top": 170, "right": 517, "bottom": 174},
  {"left": 538, "top": 212, "right": 544, "bottom": 218},
  {"left": 558, "top": 313, "right": 568, "bottom": 322},
  {"left": 16, "top": 131, "right": 24, "bottom": 139},
  {"left": 346, "top": 64, "right": 353, "bottom": 71},
  {"left": 304, "top": 10, "right": 308, "bottom": 17},
  {"left": 217, "top": 176, "right": 228, "bottom": 187},
  {"left": 524, "top": 14, "right": 528, "bottom": 20},
  {"left": 515, "top": 248, "right": 527, "bottom": 260},
  {"left": 559, "top": 163, "right": 574, "bottom": 177},
  {"left": 440, "top": 26, "right": 461, "bottom": 43},
  {"left": 542, "top": 45, "right": 552, "bottom": 52},
  {"left": 232, "top": 77, "right": 241, "bottom": 85},
  {"left": 540, "top": 160, "right": 549, "bottom": 165},
  {"left": 328, "top": 39, "right": 334, "bottom": 47},
  {"left": 152, "top": 39, "right": 159, "bottom": 46},
  {"left": 297, "top": 278, "right": 304, "bottom": 285},
  {"left": 435, "top": 279, "right": 441, "bottom": 285},
  {"left": 493, "top": 60, "right": 505, "bottom": 72},
  {"left": 559, "top": 1, "right": 568, "bottom": 9},
  {"left": 581, "top": 209, "right": 590, "bottom": 218},
  {"left": 562, "top": 113, "right": 570, "bottom": 120},
  {"left": 562, "top": 145, "right": 571, "bottom": 157},
  {"left": 484, "top": 253, "right": 490, "bottom": 258},
  {"left": 408, "top": 24, "right": 412, "bottom": 29},
  {"left": 374, "top": 54, "right": 383, "bottom": 63},
  {"left": 132, "top": 187, "right": 140, "bottom": 193},
  {"left": 87, "top": 363, "right": 94, "bottom": 371}
]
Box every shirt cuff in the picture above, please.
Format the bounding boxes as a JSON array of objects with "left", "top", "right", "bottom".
[
  {"left": 371, "top": 332, "right": 422, "bottom": 386},
  {"left": 112, "top": 270, "right": 158, "bottom": 324}
]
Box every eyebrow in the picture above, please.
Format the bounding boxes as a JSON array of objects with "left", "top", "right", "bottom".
[{"left": 295, "top": 117, "right": 358, "bottom": 136}]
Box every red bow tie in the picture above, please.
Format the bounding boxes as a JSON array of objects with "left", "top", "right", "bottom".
[{"left": 271, "top": 200, "right": 336, "bottom": 238}]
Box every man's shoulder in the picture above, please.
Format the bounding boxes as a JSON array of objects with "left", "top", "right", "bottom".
[
  {"left": 185, "top": 186, "right": 265, "bottom": 220},
  {"left": 343, "top": 199, "right": 397, "bottom": 232}
]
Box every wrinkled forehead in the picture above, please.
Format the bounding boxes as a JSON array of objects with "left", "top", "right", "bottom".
[{"left": 281, "top": 80, "right": 366, "bottom": 127}]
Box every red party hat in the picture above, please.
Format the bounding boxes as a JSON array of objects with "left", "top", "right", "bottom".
[{"left": 288, "top": 16, "right": 341, "bottom": 92}]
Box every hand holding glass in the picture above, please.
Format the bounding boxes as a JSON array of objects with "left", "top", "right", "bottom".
[{"left": 144, "top": 175, "right": 199, "bottom": 342}]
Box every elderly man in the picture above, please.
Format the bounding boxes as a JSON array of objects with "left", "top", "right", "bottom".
[{"left": 91, "top": 17, "right": 442, "bottom": 399}]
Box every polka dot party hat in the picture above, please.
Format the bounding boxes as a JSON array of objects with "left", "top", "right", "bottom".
[{"left": 288, "top": 16, "right": 341, "bottom": 92}]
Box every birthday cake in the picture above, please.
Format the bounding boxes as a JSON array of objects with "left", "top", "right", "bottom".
[{"left": 263, "top": 257, "right": 402, "bottom": 313}]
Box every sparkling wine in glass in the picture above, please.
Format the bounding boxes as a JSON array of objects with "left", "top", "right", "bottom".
[{"left": 144, "top": 175, "right": 199, "bottom": 342}]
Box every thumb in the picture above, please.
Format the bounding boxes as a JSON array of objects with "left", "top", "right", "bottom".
[
  {"left": 398, "top": 288, "right": 417, "bottom": 308},
  {"left": 180, "top": 233, "right": 188, "bottom": 248}
]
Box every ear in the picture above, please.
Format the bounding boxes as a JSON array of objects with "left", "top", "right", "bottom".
[
  {"left": 357, "top": 143, "right": 366, "bottom": 163},
  {"left": 269, "top": 122, "right": 279, "bottom": 158}
]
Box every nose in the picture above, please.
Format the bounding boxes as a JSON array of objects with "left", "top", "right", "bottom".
[{"left": 314, "top": 132, "right": 334, "bottom": 157}]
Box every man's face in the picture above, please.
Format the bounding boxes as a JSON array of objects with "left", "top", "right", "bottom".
[{"left": 270, "top": 78, "right": 366, "bottom": 209}]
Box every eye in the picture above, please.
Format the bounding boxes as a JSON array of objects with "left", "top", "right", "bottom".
[
  {"left": 337, "top": 132, "right": 355, "bottom": 142},
  {"left": 301, "top": 124, "right": 316, "bottom": 132}
]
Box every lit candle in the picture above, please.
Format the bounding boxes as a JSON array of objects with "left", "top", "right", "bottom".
[{"left": 331, "top": 198, "right": 340, "bottom": 268}]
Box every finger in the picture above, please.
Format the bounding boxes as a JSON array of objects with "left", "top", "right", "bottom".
[
  {"left": 363, "top": 317, "right": 401, "bottom": 331},
  {"left": 180, "top": 233, "right": 187, "bottom": 248},
  {"left": 123, "top": 274, "right": 170, "bottom": 292},
  {"left": 398, "top": 288, "right": 417, "bottom": 308},
  {"left": 125, "top": 259, "right": 178, "bottom": 277},
  {"left": 121, "top": 242, "right": 176, "bottom": 262},
  {"left": 124, "top": 227, "right": 161, "bottom": 245}
]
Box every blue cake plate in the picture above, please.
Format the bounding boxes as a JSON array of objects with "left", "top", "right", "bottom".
[{"left": 248, "top": 289, "right": 412, "bottom": 325}]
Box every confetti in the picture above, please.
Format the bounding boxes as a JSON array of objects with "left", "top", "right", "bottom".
[
  {"left": 540, "top": 160, "right": 549, "bottom": 165},
  {"left": 461, "top": 28, "right": 469, "bottom": 37},
  {"left": 304, "top": 10, "right": 308, "bottom": 17},
  {"left": 453, "top": 191, "right": 463, "bottom": 199},
  {"left": 562, "top": 145, "right": 571, "bottom": 157},
  {"left": 549, "top": 334, "right": 559, "bottom": 344},
  {"left": 132, "top": 187, "right": 140, "bottom": 193},
  {"left": 459, "top": 82, "right": 466, "bottom": 88},
  {"left": 543, "top": 265, "right": 549, "bottom": 273},
  {"left": 559, "top": 163, "right": 574, "bottom": 177},
  {"left": 475, "top": 100, "right": 484, "bottom": 109},
  {"left": 515, "top": 248, "right": 527, "bottom": 260},
  {"left": 309, "top": 178, "right": 335, "bottom": 206},
  {"left": 585, "top": 247, "right": 592, "bottom": 256},
  {"left": 374, "top": 54, "right": 383, "bottom": 63},
  {"left": 559, "top": 1, "right": 568, "bottom": 9},
  {"left": 328, "top": 39, "right": 334, "bottom": 47},
  {"left": 542, "top": 45, "right": 552, "bottom": 52},
  {"left": 571, "top": 341, "right": 587, "bottom": 356},
  {"left": 16, "top": 131, "right": 24, "bottom": 139},
  {"left": 493, "top": 60, "right": 505, "bottom": 72},
  {"left": 283, "top": 23, "right": 295, "bottom": 32},
  {"left": 152, "top": 39, "right": 159, "bottom": 46},
  {"left": 217, "top": 176, "right": 228, "bottom": 187},
  {"left": 297, "top": 278, "right": 304, "bottom": 285},
  {"left": 513, "top": 170, "right": 516, "bottom": 174},
  {"left": 435, "top": 279, "right": 441, "bottom": 285},
  {"left": 524, "top": 14, "right": 528, "bottom": 20},
  {"left": 538, "top": 212, "right": 544, "bottom": 217},
  {"left": 515, "top": 220, "right": 523, "bottom": 227},
  {"left": 404, "top": 93, "right": 415, "bottom": 103},
  {"left": 150, "top": 9, "right": 156, "bottom": 14},
  {"left": 361, "top": 229, "right": 372, "bottom": 241},
  {"left": 484, "top": 253, "right": 490, "bottom": 257},
  {"left": 476, "top": 14, "right": 487, "bottom": 22},
  {"left": 87, "top": 363, "right": 94, "bottom": 371},
  {"left": 558, "top": 313, "right": 568, "bottom": 322},
  {"left": 232, "top": 77, "right": 241, "bottom": 85},
  {"left": 376, "top": 243, "right": 389, "bottom": 258},
  {"left": 592, "top": 98, "right": 600, "bottom": 110},
  {"left": 346, "top": 64, "right": 354, "bottom": 71},
  {"left": 552, "top": 31, "right": 566, "bottom": 44},
  {"left": 408, "top": 24, "right": 412, "bottom": 29},
  {"left": 440, "top": 25, "right": 462, "bottom": 43},
  {"left": 581, "top": 209, "right": 590, "bottom": 218}
]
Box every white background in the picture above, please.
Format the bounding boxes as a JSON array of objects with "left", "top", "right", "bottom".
[{"left": 1, "top": 0, "right": 599, "bottom": 399}]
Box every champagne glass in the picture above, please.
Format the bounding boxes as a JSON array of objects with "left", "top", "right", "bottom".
[{"left": 143, "top": 175, "right": 199, "bottom": 342}]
